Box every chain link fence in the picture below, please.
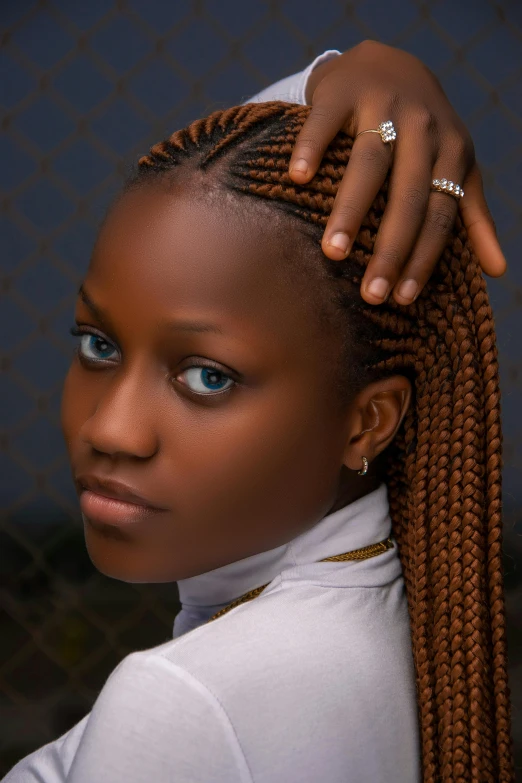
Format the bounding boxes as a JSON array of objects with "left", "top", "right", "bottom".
[{"left": 1, "top": 0, "right": 521, "bottom": 775}]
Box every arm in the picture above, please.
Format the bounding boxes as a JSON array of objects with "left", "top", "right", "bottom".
[
  {"left": 244, "top": 49, "right": 341, "bottom": 106},
  {"left": 242, "top": 41, "right": 507, "bottom": 306},
  {"left": 1, "top": 715, "right": 89, "bottom": 782},
  {"left": 64, "top": 652, "right": 249, "bottom": 783},
  {"left": 2, "top": 653, "right": 248, "bottom": 783}
]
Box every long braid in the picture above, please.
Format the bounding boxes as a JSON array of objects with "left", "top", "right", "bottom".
[{"left": 131, "top": 101, "right": 515, "bottom": 783}]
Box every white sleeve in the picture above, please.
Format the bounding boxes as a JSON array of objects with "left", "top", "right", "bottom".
[
  {"left": 1, "top": 714, "right": 90, "bottom": 782},
  {"left": 63, "top": 652, "right": 251, "bottom": 783},
  {"left": 244, "top": 49, "right": 341, "bottom": 106}
]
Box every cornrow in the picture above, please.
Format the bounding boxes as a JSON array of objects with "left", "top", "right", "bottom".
[{"left": 131, "top": 101, "right": 515, "bottom": 783}]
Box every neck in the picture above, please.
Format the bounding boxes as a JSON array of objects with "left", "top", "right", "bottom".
[
  {"left": 173, "top": 482, "right": 392, "bottom": 638},
  {"left": 328, "top": 469, "right": 381, "bottom": 514}
]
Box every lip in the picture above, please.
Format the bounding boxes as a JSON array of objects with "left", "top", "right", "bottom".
[
  {"left": 80, "top": 491, "right": 164, "bottom": 527},
  {"left": 76, "top": 474, "right": 163, "bottom": 508},
  {"left": 76, "top": 474, "right": 166, "bottom": 527}
]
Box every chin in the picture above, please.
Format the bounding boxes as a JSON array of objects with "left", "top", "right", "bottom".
[
  {"left": 86, "top": 550, "right": 143, "bottom": 583},
  {"left": 84, "top": 535, "right": 180, "bottom": 584},
  {"left": 87, "top": 554, "right": 170, "bottom": 584},
  {"left": 81, "top": 516, "right": 206, "bottom": 583},
  {"left": 82, "top": 524, "right": 149, "bottom": 583}
]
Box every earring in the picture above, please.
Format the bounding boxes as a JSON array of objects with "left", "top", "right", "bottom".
[{"left": 357, "top": 456, "right": 369, "bottom": 476}]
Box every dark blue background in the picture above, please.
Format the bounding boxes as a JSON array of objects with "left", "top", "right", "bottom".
[{"left": 1, "top": 0, "right": 521, "bottom": 774}]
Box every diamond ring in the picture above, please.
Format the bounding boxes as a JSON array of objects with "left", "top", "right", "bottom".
[
  {"left": 431, "top": 178, "right": 464, "bottom": 199},
  {"left": 355, "top": 120, "right": 397, "bottom": 145}
]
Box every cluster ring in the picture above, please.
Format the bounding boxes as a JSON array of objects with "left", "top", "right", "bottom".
[
  {"left": 355, "top": 120, "right": 397, "bottom": 145},
  {"left": 432, "top": 178, "right": 464, "bottom": 199}
]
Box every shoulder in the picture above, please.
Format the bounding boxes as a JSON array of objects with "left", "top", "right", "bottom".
[
  {"left": 162, "top": 576, "right": 402, "bottom": 696},
  {"left": 56, "top": 650, "right": 253, "bottom": 783},
  {"left": 68, "top": 575, "right": 417, "bottom": 783},
  {"left": 152, "top": 579, "right": 420, "bottom": 782},
  {"left": 87, "top": 648, "right": 246, "bottom": 739}
]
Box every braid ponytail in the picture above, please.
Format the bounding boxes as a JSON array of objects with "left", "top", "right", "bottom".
[{"left": 130, "top": 101, "right": 515, "bottom": 783}]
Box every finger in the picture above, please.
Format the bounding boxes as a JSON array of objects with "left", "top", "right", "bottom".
[
  {"left": 390, "top": 152, "right": 468, "bottom": 304},
  {"left": 459, "top": 163, "right": 507, "bottom": 277},
  {"left": 321, "top": 127, "right": 393, "bottom": 261},
  {"left": 359, "top": 121, "right": 435, "bottom": 304},
  {"left": 289, "top": 100, "right": 350, "bottom": 184},
  {"left": 391, "top": 189, "right": 460, "bottom": 304}
]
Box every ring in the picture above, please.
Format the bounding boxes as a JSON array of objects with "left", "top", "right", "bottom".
[
  {"left": 431, "top": 178, "right": 464, "bottom": 199},
  {"left": 355, "top": 120, "right": 397, "bottom": 144}
]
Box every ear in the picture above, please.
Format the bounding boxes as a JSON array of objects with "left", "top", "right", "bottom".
[{"left": 340, "top": 375, "right": 412, "bottom": 472}]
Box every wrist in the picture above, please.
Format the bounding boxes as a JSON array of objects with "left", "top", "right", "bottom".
[
  {"left": 303, "top": 49, "right": 342, "bottom": 104},
  {"left": 305, "top": 60, "right": 329, "bottom": 103}
]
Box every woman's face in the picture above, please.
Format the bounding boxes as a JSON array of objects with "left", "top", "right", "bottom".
[{"left": 61, "top": 177, "right": 355, "bottom": 583}]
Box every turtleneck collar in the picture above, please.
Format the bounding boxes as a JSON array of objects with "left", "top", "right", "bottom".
[{"left": 173, "top": 482, "right": 392, "bottom": 638}]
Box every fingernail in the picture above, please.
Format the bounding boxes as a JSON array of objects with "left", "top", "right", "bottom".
[
  {"left": 397, "top": 279, "right": 419, "bottom": 301},
  {"left": 366, "top": 277, "right": 389, "bottom": 299},
  {"left": 327, "top": 232, "right": 350, "bottom": 254},
  {"left": 290, "top": 158, "right": 309, "bottom": 176}
]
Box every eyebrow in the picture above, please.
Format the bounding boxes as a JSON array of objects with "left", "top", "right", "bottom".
[{"left": 77, "top": 284, "right": 224, "bottom": 335}]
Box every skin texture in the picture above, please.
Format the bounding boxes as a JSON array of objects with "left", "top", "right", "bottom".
[
  {"left": 289, "top": 40, "right": 507, "bottom": 304},
  {"left": 61, "top": 178, "right": 411, "bottom": 584}
]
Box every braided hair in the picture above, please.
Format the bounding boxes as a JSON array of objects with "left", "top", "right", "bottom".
[{"left": 127, "top": 101, "right": 515, "bottom": 783}]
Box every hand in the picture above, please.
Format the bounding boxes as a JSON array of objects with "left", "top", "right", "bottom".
[{"left": 289, "top": 40, "right": 507, "bottom": 305}]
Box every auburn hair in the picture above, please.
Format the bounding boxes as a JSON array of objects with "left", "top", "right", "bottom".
[{"left": 129, "top": 101, "right": 515, "bottom": 783}]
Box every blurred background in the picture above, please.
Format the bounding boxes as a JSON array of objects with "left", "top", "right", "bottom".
[{"left": 1, "top": 0, "right": 521, "bottom": 776}]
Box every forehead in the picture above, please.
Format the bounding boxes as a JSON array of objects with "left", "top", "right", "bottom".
[{"left": 88, "top": 179, "right": 332, "bottom": 345}]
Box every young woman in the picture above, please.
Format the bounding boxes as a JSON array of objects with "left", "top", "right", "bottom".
[{"left": 3, "top": 45, "right": 513, "bottom": 783}]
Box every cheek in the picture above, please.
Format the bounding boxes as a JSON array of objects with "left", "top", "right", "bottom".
[
  {"left": 169, "top": 386, "right": 344, "bottom": 531},
  {"left": 60, "top": 366, "right": 77, "bottom": 444},
  {"left": 60, "top": 364, "right": 91, "bottom": 450}
]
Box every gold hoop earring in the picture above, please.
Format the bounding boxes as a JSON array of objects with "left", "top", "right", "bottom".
[{"left": 358, "top": 456, "right": 369, "bottom": 476}]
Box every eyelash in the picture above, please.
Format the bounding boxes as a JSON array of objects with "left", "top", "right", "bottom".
[{"left": 69, "top": 326, "right": 237, "bottom": 398}]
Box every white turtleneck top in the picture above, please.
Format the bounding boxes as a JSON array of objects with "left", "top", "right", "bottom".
[{"left": 2, "top": 53, "right": 422, "bottom": 783}]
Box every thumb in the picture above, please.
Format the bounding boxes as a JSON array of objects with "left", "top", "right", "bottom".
[{"left": 459, "top": 163, "right": 507, "bottom": 277}]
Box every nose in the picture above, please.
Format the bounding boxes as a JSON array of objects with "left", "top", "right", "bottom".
[{"left": 79, "top": 371, "right": 159, "bottom": 459}]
